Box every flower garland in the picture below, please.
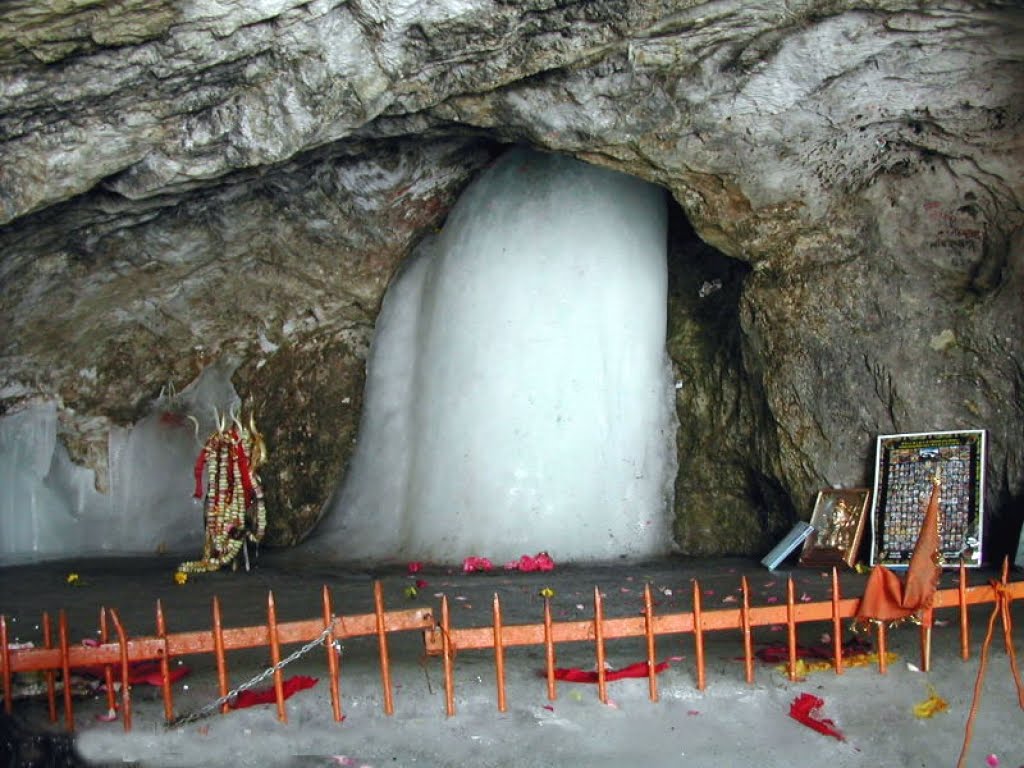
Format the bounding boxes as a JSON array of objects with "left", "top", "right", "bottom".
[{"left": 178, "top": 413, "right": 267, "bottom": 574}]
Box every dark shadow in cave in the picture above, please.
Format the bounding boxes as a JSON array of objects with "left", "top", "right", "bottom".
[{"left": 663, "top": 202, "right": 796, "bottom": 556}]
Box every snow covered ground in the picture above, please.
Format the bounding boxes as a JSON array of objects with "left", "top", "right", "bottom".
[{"left": 2, "top": 555, "right": 1022, "bottom": 767}]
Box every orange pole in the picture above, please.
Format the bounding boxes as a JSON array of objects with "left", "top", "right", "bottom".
[
  {"left": 692, "top": 580, "right": 705, "bottom": 691},
  {"left": 58, "top": 610, "right": 74, "bottom": 731},
  {"left": 0, "top": 615, "right": 11, "bottom": 715},
  {"left": 109, "top": 609, "right": 132, "bottom": 732},
  {"left": 643, "top": 584, "right": 659, "bottom": 702},
  {"left": 321, "top": 586, "right": 342, "bottom": 722},
  {"left": 211, "top": 596, "right": 230, "bottom": 713},
  {"left": 876, "top": 621, "right": 888, "bottom": 675},
  {"left": 373, "top": 581, "right": 394, "bottom": 715},
  {"left": 440, "top": 595, "right": 455, "bottom": 716},
  {"left": 493, "top": 594, "right": 506, "bottom": 712},
  {"left": 99, "top": 608, "right": 117, "bottom": 715},
  {"left": 594, "top": 587, "right": 608, "bottom": 704},
  {"left": 920, "top": 607, "right": 933, "bottom": 672},
  {"left": 42, "top": 612, "right": 57, "bottom": 722},
  {"left": 267, "top": 591, "right": 287, "bottom": 723},
  {"left": 740, "top": 577, "right": 754, "bottom": 684},
  {"left": 831, "top": 568, "right": 843, "bottom": 675},
  {"left": 959, "top": 562, "right": 970, "bottom": 660},
  {"left": 155, "top": 600, "right": 174, "bottom": 723},
  {"left": 1001, "top": 558, "right": 1014, "bottom": 657},
  {"left": 543, "top": 597, "right": 556, "bottom": 701},
  {"left": 786, "top": 578, "right": 798, "bottom": 681}
]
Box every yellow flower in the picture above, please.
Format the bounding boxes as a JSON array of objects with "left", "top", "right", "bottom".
[
  {"left": 913, "top": 685, "right": 948, "bottom": 719},
  {"left": 174, "top": 571, "right": 188, "bottom": 585},
  {"left": 66, "top": 573, "right": 79, "bottom": 585},
  {"left": 539, "top": 587, "right": 555, "bottom": 599}
]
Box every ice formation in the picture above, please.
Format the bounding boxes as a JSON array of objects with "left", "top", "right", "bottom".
[
  {"left": 314, "top": 147, "right": 677, "bottom": 563},
  {"left": 0, "top": 362, "right": 241, "bottom": 565}
]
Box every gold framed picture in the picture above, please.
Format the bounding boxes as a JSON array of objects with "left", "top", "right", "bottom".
[{"left": 799, "top": 488, "right": 871, "bottom": 568}]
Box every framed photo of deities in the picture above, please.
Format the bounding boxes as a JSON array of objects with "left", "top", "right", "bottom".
[
  {"left": 799, "top": 488, "right": 871, "bottom": 568},
  {"left": 870, "top": 430, "right": 985, "bottom": 568}
]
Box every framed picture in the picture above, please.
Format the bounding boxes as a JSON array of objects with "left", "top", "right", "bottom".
[
  {"left": 799, "top": 488, "right": 871, "bottom": 568},
  {"left": 870, "top": 430, "right": 985, "bottom": 568}
]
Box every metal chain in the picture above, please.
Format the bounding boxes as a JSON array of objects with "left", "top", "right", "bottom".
[{"left": 168, "top": 624, "right": 340, "bottom": 728}]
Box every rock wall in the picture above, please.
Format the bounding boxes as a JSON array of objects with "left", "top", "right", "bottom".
[{"left": 1, "top": 1, "right": 1021, "bottom": 557}]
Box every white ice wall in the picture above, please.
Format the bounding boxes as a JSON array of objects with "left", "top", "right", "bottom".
[
  {"left": 314, "top": 148, "right": 677, "bottom": 564},
  {"left": 0, "top": 362, "right": 241, "bottom": 565}
]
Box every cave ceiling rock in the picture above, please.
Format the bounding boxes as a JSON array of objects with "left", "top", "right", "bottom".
[{"left": 1, "top": 1, "right": 1023, "bottom": 553}]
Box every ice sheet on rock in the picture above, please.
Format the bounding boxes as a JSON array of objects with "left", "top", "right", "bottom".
[
  {"left": 0, "top": 361, "right": 242, "bottom": 565},
  {"left": 315, "top": 147, "right": 677, "bottom": 563}
]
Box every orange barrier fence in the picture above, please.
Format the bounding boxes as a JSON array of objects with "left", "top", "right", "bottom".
[{"left": 1, "top": 563, "right": 1021, "bottom": 731}]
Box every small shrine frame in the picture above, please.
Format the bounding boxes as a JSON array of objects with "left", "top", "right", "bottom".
[{"left": 799, "top": 488, "right": 871, "bottom": 569}]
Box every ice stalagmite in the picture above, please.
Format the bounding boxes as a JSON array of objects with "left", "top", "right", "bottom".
[{"left": 316, "top": 148, "right": 677, "bottom": 563}]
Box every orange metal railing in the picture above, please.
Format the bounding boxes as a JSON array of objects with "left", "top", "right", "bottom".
[{"left": 1, "top": 562, "right": 1021, "bottom": 731}]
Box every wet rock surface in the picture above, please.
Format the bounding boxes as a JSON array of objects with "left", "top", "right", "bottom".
[{"left": 1, "top": 1, "right": 1022, "bottom": 555}]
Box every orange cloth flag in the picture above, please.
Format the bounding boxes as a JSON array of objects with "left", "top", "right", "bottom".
[{"left": 857, "top": 474, "right": 942, "bottom": 623}]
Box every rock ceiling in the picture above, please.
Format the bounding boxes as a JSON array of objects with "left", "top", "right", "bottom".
[{"left": 1, "top": 1, "right": 1021, "bottom": 556}]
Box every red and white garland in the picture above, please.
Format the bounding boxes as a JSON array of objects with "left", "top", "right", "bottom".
[{"left": 178, "top": 414, "right": 267, "bottom": 574}]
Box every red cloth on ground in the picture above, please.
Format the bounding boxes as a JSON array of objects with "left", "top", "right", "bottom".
[
  {"left": 543, "top": 660, "right": 670, "bottom": 683},
  {"left": 79, "top": 659, "right": 190, "bottom": 688},
  {"left": 754, "top": 636, "right": 871, "bottom": 663},
  {"left": 230, "top": 675, "right": 318, "bottom": 709},
  {"left": 789, "top": 692, "right": 845, "bottom": 740}
]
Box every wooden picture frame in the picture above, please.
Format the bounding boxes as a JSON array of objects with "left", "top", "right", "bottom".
[
  {"left": 798, "top": 488, "right": 871, "bottom": 568},
  {"left": 869, "top": 430, "right": 985, "bottom": 568}
]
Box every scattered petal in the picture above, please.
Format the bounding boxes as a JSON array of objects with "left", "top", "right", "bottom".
[
  {"left": 576, "top": 604, "right": 585, "bottom": 611},
  {"left": 415, "top": 579, "right": 428, "bottom": 589},
  {"left": 913, "top": 685, "right": 948, "bottom": 719},
  {"left": 906, "top": 662, "right": 920, "bottom": 673},
  {"left": 986, "top": 755, "right": 999, "bottom": 768},
  {"left": 770, "top": 624, "right": 784, "bottom": 632},
  {"left": 766, "top": 596, "right": 779, "bottom": 604},
  {"left": 800, "top": 593, "right": 812, "bottom": 602},
  {"left": 403, "top": 586, "right": 418, "bottom": 600},
  {"left": 722, "top": 595, "right": 737, "bottom": 603},
  {"left": 407, "top": 561, "right": 423, "bottom": 574},
  {"left": 174, "top": 571, "right": 188, "bottom": 586},
  {"left": 96, "top": 708, "right": 118, "bottom": 722},
  {"left": 820, "top": 633, "right": 832, "bottom": 644},
  {"left": 542, "top": 704, "right": 554, "bottom": 712},
  {"left": 687, "top": 710, "right": 700, "bottom": 716},
  {"left": 462, "top": 556, "right": 493, "bottom": 573},
  {"left": 539, "top": 587, "right": 556, "bottom": 599}
]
